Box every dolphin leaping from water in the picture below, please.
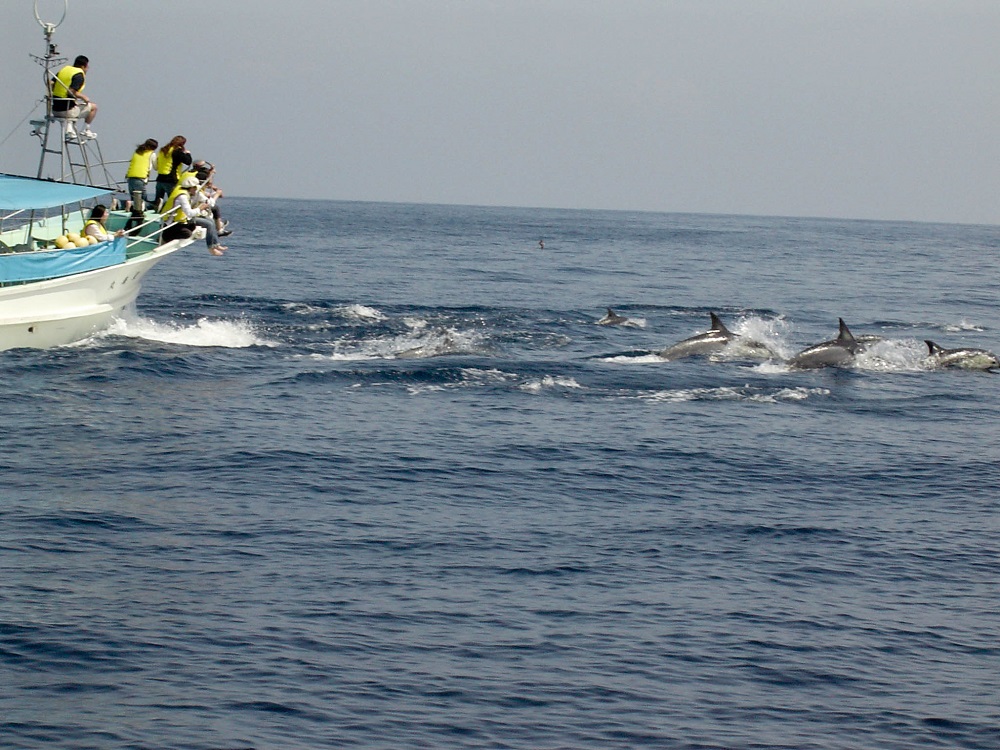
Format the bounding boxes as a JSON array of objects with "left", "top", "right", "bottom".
[
  {"left": 659, "top": 312, "right": 735, "bottom": 360},
  {"left": 788, "top": 318, "right": 862, "bottom": 369},
  {"left": 658, "top": 312, "right": 773, "bottom": 360},
  {"left": 924, "top": 340, "right": 1000, "bottom": 370}
]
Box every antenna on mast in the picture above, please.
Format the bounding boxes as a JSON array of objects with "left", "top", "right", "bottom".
[
  {"left": 30, "top": 0, "right": 69, "bottom": 86},
  {"left": 34, "top": 0, "right": 68, "bottom": 36}
]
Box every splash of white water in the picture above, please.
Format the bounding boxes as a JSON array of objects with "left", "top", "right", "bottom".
[{"left": 100, "top": 316, "right": 274, "bottom": 348}]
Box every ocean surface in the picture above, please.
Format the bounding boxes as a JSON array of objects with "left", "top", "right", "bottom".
[{"left": 2, "top": 198, "right": 999, "bottom": 749}]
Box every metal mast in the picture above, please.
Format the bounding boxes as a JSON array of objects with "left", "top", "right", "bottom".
[{"left": 29, "top": 0, "right": 117, "bottom": 190}]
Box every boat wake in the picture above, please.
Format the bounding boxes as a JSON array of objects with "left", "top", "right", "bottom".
[{"left": 96, "top": 315, "right": 274, "bottom": 348}]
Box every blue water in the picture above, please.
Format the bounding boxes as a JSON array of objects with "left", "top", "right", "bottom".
[{"left": 2, "top": 199, "right": 999, "bottom": 749}]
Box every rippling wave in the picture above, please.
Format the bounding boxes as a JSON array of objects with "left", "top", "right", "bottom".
[{"left": 2, "top": 200, "right": 999, "bottom": 749}]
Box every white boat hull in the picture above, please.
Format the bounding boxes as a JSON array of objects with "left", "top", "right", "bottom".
[{"left": 0, "top": 237, "right": 194, "bottom": 351}]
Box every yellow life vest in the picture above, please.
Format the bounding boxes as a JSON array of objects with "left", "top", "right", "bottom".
[
  {"left": 155, "top": 147, "right": 175, "bottom": 177},
  {"left": 163, "top": 183, "right": 189, "bottom": 223},
  {"left": 83, "top": 219, "right": 108, "bottom": 241},
  {"left": 126, "top": 150, "right": 153, "bottom": 180},
  {"left": 156, "top": 149, "right": 190, "bottom": 181},
  {"left": 52, "top": 65, "right": 84, "bottom": 99}
]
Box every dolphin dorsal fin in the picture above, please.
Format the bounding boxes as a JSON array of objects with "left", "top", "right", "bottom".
[
  {"left": 709, "top": 312, "right": 731, "bottom": 335},
  {"left": 607, "top": 308, "right": 616, "bottom": 316},
  {"left": 837, "top": 318, "right": 856, "bottom": 343},
  {"left": 925, "top": 340, "right": 943, "bottom": 355}
]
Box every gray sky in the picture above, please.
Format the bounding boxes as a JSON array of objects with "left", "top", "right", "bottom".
[{"left": 2, "top": 0, "right": 998, "bottom": 224}]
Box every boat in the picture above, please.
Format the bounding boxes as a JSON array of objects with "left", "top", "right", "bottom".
[{"left": 0, "top": 1, "right": 197, "bottom": 351}]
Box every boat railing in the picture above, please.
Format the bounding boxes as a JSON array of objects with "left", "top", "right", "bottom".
[
  {"left": 1, "top": 203, "right": 189, "bottom": 261},
  {"left": 119, "top": 211, "right": 172, "bottom": 259}
]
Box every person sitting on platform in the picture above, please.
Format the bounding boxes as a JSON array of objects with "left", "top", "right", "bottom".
[
  {"left": 50, "top": 55, "right": 98, "bottom": 141},
  {"left": 193, "top": 160, "right": 232, "bottom": 237},
  {"left": 162, "top": 176, "right": 227, "bottom": 256},
  {"left": 83, "top": 205, "right": 124, "bottom": 242}
]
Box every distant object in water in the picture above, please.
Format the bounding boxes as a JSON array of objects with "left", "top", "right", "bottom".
[
  {"left": 659, "top": 312, "right": 772, "bottom": 360},
  {"left": 538, "top": 239, "right": 544, "bottom": 250},
  {"left": 597, "top": 308, "right": 629, "bottom": 326},
  {"left": 788, "top": 318, "right": 863, "bottom": 369},
  {"left": 924, "top": 340, "right": 1000, "bottom": 370}
]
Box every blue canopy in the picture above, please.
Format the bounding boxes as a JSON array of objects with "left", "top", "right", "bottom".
[
  {"left": 0, "top": 173, "right": 111, "bottom": 210},
  {"left": 0, "top": 236, "right": 127, "bottom": 283}
]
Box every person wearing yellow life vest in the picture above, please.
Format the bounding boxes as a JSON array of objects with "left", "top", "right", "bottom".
[
  {"left": 122, "top": 138, "right": 159, "bottom": 233},
  {"left": 153, "top": 135, "right": 192, "bottom": 209},
  {"left": 125, "top": 139, "right": 158, "bottom": 209},
  {"left": 50, "top": 55, "right": 98, "bottom": 141},
  {"left": 161, "top": 176, "right": 227, "bottom": 256},
  {"left": 83, "top": 205, "right": 124, "bottom": 243}
]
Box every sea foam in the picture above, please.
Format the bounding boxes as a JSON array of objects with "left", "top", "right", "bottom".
[{"left": 101, "top": 316, "right": 274, "bottom": 348}]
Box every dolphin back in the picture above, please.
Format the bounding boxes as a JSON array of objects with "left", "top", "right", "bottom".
[
  {"left": 925, "top": 339, "right": 1000, "bottom": 370},
  {"left": 658, "top": 312, "right": 738, "bottom": 359},
  {"left": 598, "top": 308, "right": 628, "bottom": 325},
  {"left": 788, "top": 318, "right": 859, "bottom": 369}
]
